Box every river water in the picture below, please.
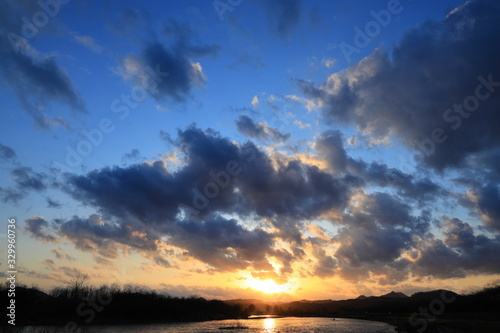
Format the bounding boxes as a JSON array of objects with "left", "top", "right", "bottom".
[{"left": 25, "top": 317, "right": 395, "bottom": 333}]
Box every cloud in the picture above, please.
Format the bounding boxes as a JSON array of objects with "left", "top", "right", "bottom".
[
  {"left": 251, "top": 95, "right": 259, "bottom": 107},
  {"left": 285, "top": 94, "right": 319, "bottom": 112},
  {"left": 0, "top": 167, "right": 47, "bottom": 203},
  {"left": 293, "top": 120, "right": 311, "bottom": 130},
  {"left": 0, "top": 1, "right": 86, "bottom": 128},
  {"left": 322, "top": 58, "right": 336, "bottom": 69},
  {"left": 11, "top": 167, "right": 46, "bottom": 191},
  {"left": 236, "top": 115, "right": 290, "bottom": 141},
  {"left": 21, "top": 122, "right": 500, "bottom": 285},
  {"left": 73, "top": 35, "right": 102, "bottom": 54},
  {"left": 314, "top": 131, "right": 442, "bottom": 204},
  {"left": 121, "top": 148, "right": 144, "bottom": 163},
  {"left": 315, "top": 130, "right": 348, "bottom": 174},
  {"left": 0, "top": 143, "right": 16, "bottom": 160},
  {"left": 310, "top": 239, "right": 337, "bottom": 278},
  {"left": 51, "top": 248, "right": 75, "bottom": 261},
  {"left": 300, "top": 0, "right": 500, "bottom": 172},
  {"left": 46, "top": 197, "right": 62, "bottom": 208},
  {"left": 25, "top": 216, "right": 57, "bottom": 242},
  {"left": 51, "top": 126, "right": 359, "bottom": 277},
  {"left": 117, "top": 20, "right": 219, "bottom": 103},
  {"left": 57, "top": 214, "right": 158, "bottom": 257},
  {"left": 462, "top": 183, "right": 500, "bottom": 232},
  {"left": 169, "top": 216, "right": 274, "bottom": 271}
]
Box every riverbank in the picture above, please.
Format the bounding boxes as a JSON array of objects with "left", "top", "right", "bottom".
[{"left": 334, "top": 314, "right": 500, "bottom": 333}]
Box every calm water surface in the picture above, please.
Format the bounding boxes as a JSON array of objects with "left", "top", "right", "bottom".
[{"left": 30, "top": 317, "right": 395, "bottom": 333}]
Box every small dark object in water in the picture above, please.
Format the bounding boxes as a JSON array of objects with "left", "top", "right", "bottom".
[{"left": 218, "top": 323, "right": 249, "bottom": 330}]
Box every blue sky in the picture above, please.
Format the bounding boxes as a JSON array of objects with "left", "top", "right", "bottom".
[{"left": 1, "top": 0, "right": 500, "bottom": 300}]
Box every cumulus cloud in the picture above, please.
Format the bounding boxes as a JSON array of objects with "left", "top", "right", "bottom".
[
  {"left": 39, "top": 125, "right": 358, "bottom": 277},
  {"left": 300, "top": 0, "right": 500, "bottom": 172},
  {"left": 19, "top": 122, "right": 500, "bottom": 284},
  {"left": 117, "top": 20, "right": 219, "bottom": 103},
  {"left": 251, "top": 95, "right": 259, "bottom": 107}
]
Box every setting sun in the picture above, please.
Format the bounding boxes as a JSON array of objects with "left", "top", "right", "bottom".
[{"left": 246, "top": 278, "right": 292, "bottom": 294}]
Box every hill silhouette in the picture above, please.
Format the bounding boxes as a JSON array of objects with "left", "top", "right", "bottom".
[
  {"left": 226, "top": 286, "right": 499, "bottom": 332},
  {"left": 1, "top": 280, "right": 499, "bottom": 332}
]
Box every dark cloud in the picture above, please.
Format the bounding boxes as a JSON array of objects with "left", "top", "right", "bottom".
[
  {"left": 460, "top": 183, "right": 500, "bottom": 232},
  {"left": 20, "top": 123, "right": 500, "bottom": 284},
  {"left": 54, "top": 125, "right": 357, "bottom": 275},
  {"left": 46, "top": 197, "right": 62, "bottom": 208},
  {"left": 0, "top": 167, "right": 47, "bottom": 203},
  {"left": 314, "top": 131, "right": 442, "bottom": 203},
  {"left": 335, "top": 222, "right": 412, "bottom": 267},
  {"left": 57, "top": 214, "right": 158, "bottom": 257},
  {"left": 11, "top": 167, "right": 46, "bottom": 191},
  {"left": 324, "top": 190, "right": 434, "bottom": 282},
  {"left": 153, "top": 256, "right": 171, "bottom": 268},
  {"left": 0, "top": 188, "right": 23, "bottom": 203},
  {"left": 310, "top": 239, "right": 337, "bottom": 278},
  {"left": 170, "top": 216, "right": 274, "bottom": 271},
  {"left": 413, "top": 217, "right": 500, "bottom": 278},
  {"left": 301, "top": 0, "right": 500, "bottom": 171},
  {"left": 357, "top": 161, "right": 442, "bottom": 204},
  {"left": 237, "top": 149, "right": 352, "bottom": 222},
  {"left": 0, "top": 143, "right": 16, "bottom": 160},
  {"left": 25, "top": 216, "right": 57, "bottom": 242},
  {"left": 236, "top": 115, "right": 290, "bottom": 141},
  {"left": 315, "top": 130, "right": 348, "bottom": 174},
  {"left": 67, "top": 126, "right": 351, "bottom": 224},
  {"left": 118, "top": 19, "right": 219, "bottom": 103},
  {"left": 0, "top": 2, "right": 85, "bottom": 129}
]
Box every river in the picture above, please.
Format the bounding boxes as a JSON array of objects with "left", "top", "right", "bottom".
[{"left": 24, "top": 317, "right": 396, "bottom": 333}]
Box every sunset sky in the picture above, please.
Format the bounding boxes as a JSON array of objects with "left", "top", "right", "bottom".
[{"left": 1, "top": 0, "right": 500, "bottom": 301}]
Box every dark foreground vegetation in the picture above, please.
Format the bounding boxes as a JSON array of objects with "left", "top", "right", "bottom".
[
  {"left": 2, "top": 277, "right": 499, "bottom": 333},
  {"left": 1, "top": 276, "right": 246, "bottom": 327},
  {"left": 227, "top": 284, "right": 500, "bottom": 332}
]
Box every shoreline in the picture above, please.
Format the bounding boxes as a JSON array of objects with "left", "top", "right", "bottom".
[{"left": 332, "top": 314, "right": 500, "bottom": 333}]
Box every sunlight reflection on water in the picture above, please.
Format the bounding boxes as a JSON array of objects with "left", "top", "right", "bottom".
[
  {"left": 263, "top": 317, "right": 275, "bottom": 331},
  {"left": 25, "top": 317, "right": 396, "bottom": 333}
]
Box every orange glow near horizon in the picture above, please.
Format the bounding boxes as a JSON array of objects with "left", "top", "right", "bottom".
[{"left": 245, "top": 277, "right": 294, "bottom": 294}]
